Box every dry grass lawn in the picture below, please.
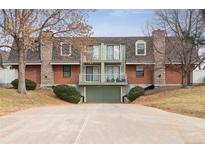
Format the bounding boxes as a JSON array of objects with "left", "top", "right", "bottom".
[
  {"left": 134, "top": 86, "right": 205, "bottom": 118},
  {"left": 0, "top": 87, "right": 68, "bottom": 116}
]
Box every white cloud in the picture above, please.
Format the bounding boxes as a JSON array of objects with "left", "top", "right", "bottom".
[{"left": 108, "top": 10, "right": 152, "bottom": 17}]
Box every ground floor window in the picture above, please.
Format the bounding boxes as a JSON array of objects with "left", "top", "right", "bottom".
[
  {"left": 136, "top": 65, "right": 144, "bottom": 77},
  {"left": 106, "top": 66, "right": 120, "bottom": 81},
  {"left": 63, "top": 65, "right": 71, "bottom": 77},
  {"left": 86, "top": 66, "right": 100, "bottom": 81}
]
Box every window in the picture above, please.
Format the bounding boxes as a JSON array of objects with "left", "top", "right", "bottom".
[
  {"left": 136, "top": 66, "right": 144, "bottom": 77},
  {"left": 61, "top": 43, "right": 71, "bottom": 56},
  {"left": 87, "top": 45, "right": 100, "bottom": 60},
  {"left": 63, "top": 65, "right": 71, "bottom": 77},
  {"left": 107, "top": 45, "right": 120, "bottom": 60},
  {"left": 135, "top": 41, "right": 146, "bottom": 55},
  {"left": 106, "top": 66, "right": 120, "bottom": 80},
  {"left": 86, "top": 66, "right": 100, "bottom": 81}
]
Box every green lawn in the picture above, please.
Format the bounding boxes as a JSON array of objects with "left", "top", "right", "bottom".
[
  {"left": 134, "top": 86, "right": 205, "bottom": 118},
  {"left": 0, "top": 87, "right": 67, "bottom": 116}
]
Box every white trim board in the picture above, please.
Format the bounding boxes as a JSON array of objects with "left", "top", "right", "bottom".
[{"left": 50, "top": 62, "right": 80, "bottom": 65}]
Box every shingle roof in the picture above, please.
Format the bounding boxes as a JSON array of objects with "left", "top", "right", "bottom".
[
  {"left": 6, "top": 49, "right": 41, "bottom": 63},
  {"left": 51, "top": 39, "right": 80, "bottom": 63},
  {"left": 4, "top": 36, "right": 198, "bottom": 64},
  {"left": 0, "top": 51, "right": 10, "bottom": 67},
  {"left": 90, "top": 37, "right": 155, "bottom": 63}
]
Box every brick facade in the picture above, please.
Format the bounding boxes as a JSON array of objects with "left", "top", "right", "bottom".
[
  {"left": 126, "top": 65, "right": 154, "bottom": 84},
  {"left": 13, "top": 65, "right": 41, "bottom": 84},
  {"left": 165, "top": 65, "right": 182, "bottom": 84},
  {"left": 13, "top": 64, "right": 185, "bottom": 86},
  {"left": 25, "top": 65, "right": 41, "bottom": 84},
  {"left": 53, "top": 65, "right": 80, "bottom": 84}
]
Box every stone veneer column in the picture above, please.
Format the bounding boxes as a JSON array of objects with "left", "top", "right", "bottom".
[
  {"left": 153, "top": 29, "right": 166, "bottom": 86},
  {"left": 40, "top": 31, "right": 54, "bottom": 87}
]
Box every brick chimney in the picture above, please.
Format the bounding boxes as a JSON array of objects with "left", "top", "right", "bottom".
[
  {"left": 152, "top": 29, "right": 166, "bottom": 86},
  {"left": 40, "top": 31, "right": 54, "bottom": 87}
]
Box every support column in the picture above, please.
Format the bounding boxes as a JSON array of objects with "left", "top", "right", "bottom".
[{"left": 101, "top": 62, "right": 105, "bottom": 83}]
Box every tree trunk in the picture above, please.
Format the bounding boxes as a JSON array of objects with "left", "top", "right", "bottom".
[
  {"left": 18, "top": 50, "right": 27, "bottom": 94},
  {"left": 181, "top": 72, "right": 189, "bottom": 88}
]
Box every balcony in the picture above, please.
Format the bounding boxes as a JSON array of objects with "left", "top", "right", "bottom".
[
  {"left": 79, "top": 73, "right": 127, "bottom": 85},
  {"left": 82, "top": 55, "right": 124, "bottom": 63},
  {"left": 81, "top": 44, "right": 125, "bottom": 63}
]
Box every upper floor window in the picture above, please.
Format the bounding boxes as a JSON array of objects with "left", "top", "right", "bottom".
[
  {"left": 136, "top": 65, "right": 144, "bottom": 77},
  {"left": 107, "top": 45, "right": 120, "bottom": 60},
  {"left": 87, "top": 45, "right": 100, "bottom": 60},
  {"left": 135, "top": 41, "right": 146, "bottom": 56},
  {"left": 61, "top": 43, "right": 71, "bottom": 56}
]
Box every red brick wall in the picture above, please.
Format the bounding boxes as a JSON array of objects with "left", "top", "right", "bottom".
[
  {"left": 126, "top": 65, "right": 154, "bottom": 84},
  {"left": 165, "top": 65, "right": 182, "bottom": 84},
  {"left": 12, "top": 65, "right": 41, "bottom": 84},
  {"left": 53, "top": 65, "right": 80, "bottom": 84}
]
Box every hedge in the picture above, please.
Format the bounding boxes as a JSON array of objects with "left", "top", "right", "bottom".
[
  {"left": 53, "top": 84, "right": 81, "bottom": 104},
  {"left": 11, "top": 79, "right": 37, "bottom": 90},
  {"left": 127, "top": 86, "right": 144, "bottom": 101}
]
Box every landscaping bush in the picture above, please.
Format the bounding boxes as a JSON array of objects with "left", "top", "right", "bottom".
[
  {"left": 127, "top": 86, "right": 144, "bottom": 101},
  {"left": 11, "top": 79, "right": 37, "bottom": 90},
  {"left": 53, "top": 84, "right": 81, "bottom": 104}
]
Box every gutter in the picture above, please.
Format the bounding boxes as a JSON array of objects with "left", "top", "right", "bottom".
[
  {"left": 50, "top": 62, "right": 80, "bottom": 65},
  {"left": 126, "top": 62, "right": 155, "bottom": 65},
  {"left": 3, "top": 62, "right": 41, "bottom": 65}
]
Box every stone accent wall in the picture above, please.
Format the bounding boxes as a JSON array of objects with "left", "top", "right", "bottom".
[
  {"left": 40, "top": 31, "right": 54, "bottom": 86},
  {"left": 153, "top": 30, "right": 166, "bottom": 86}
]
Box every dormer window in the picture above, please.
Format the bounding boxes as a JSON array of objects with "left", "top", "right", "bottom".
[
  {"left": 135, "top": 41, "right": 146, "bottom": 56},
  {"left": 61, "top": 43, "right": 71, "bottom": 56}
]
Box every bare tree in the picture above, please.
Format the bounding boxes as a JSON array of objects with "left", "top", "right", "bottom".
[
  {"left": 150, "top": 9, "right": 205, "bottom": 87},
  {"left": 0, "top": 9, "right": 93, "bottom": 93}
]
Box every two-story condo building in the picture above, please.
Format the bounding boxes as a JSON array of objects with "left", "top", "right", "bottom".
[{"left": 4, "top": 30, "right": 193, "bottom": 103}]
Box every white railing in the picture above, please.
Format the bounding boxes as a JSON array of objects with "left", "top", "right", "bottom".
[
  {"left": 81, "top": 74, "right": 101, "bottom": 82},
  {"left": 79, "top": 73, "right": 127, "bottom": 83},
  {"left": 82, "top": 53, "right": 125, "bottom": 62}
]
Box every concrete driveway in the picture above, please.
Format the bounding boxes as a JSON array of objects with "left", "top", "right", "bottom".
[{"left": 0, "top": 104, "right": 205, "bottom": 144}]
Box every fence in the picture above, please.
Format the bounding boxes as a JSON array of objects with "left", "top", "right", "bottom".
[
  {"left": 193, "top": 70, "right": 205, "bottom": 84},
  {"left": 0, "top": 68, "right": 18, "bottom": 84}
]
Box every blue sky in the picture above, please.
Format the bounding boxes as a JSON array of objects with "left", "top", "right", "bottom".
[{"left": 88, "top": 10, "right": 154, "bottom": 37}]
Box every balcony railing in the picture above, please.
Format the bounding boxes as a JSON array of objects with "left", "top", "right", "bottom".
[
  {"left": 79, "top": 73, "right": 127, "bottom": 85},
  {"left": 81, "top": 52, "right": 125, "bottom": 62}
]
